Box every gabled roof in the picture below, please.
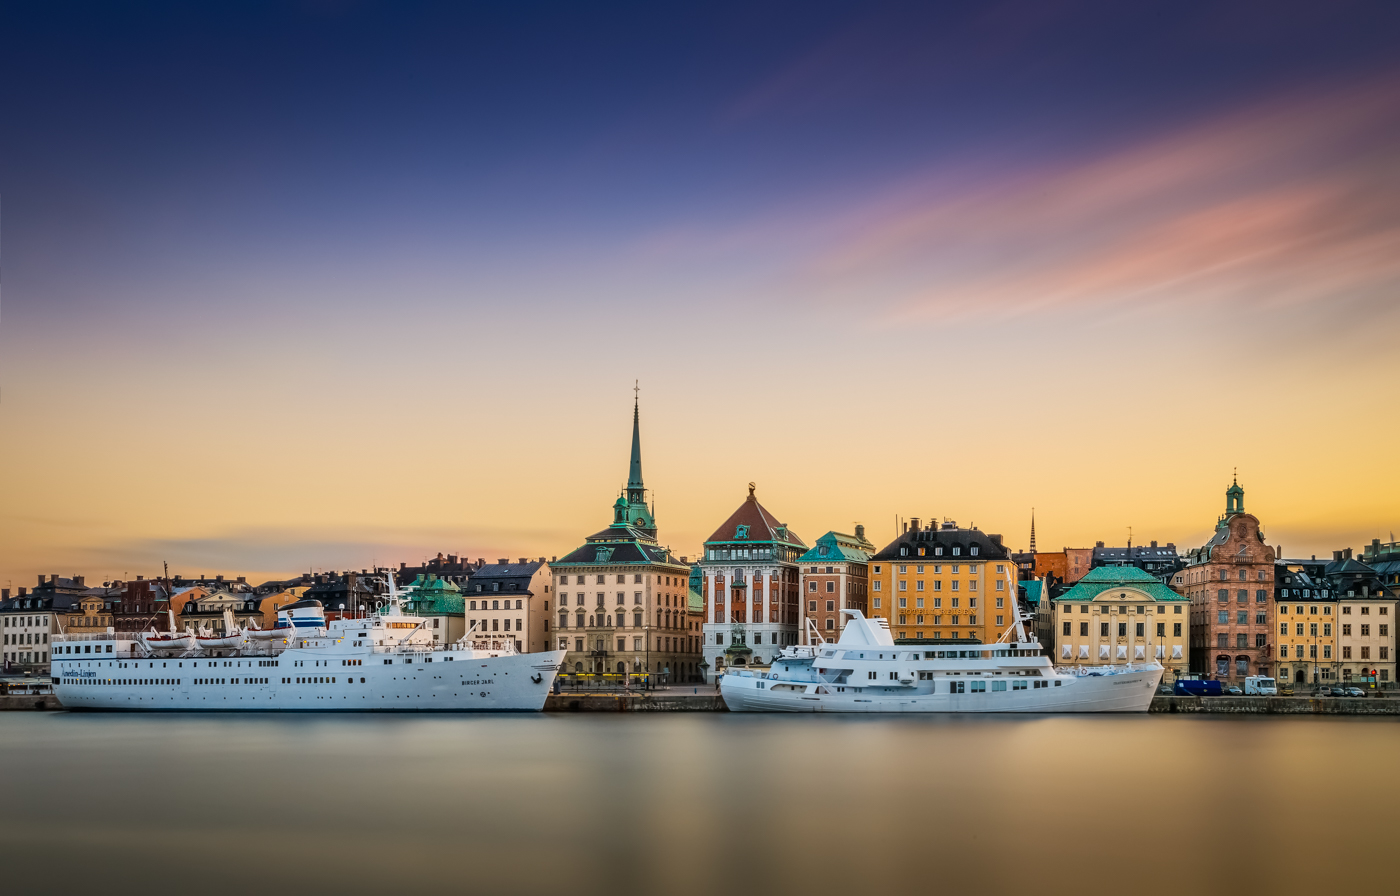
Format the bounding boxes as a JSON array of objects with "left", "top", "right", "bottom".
[
  {"left": 704, "top": 490, "right": 805, "bottom": 549},
  {"left": 1056, "top": 565, "right": 1186, "bottom": 602}
]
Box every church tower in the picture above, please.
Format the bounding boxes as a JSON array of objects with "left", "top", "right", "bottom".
[{"left": 620, "top": 390, "right": 657, "bottom": 536}]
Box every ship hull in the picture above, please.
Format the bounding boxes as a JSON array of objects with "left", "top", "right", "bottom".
[
  {"left": 55, "top": 649, "right": 564, "bottom": 713},
  {"left": 721, "top": 666, "right": 1162, "bottom": 713}
]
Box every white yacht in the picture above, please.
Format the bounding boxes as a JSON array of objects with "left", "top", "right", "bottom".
[
  {"left": 720, "top": 609, "right": 1161, "bottom": 713},
  {"left": 52, "top": 578, "right": 564, "bottom": 712}
]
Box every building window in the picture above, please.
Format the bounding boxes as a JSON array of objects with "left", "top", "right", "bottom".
[{"left": 1218, "top": 589, "right": 1228, "bottom": 602}]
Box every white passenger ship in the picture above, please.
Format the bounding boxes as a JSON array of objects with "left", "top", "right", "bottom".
[
  {"left": 52, "top": 579, "right": 564, "bottom": 712},
  {"left": 720, "top": 610, "right": 1161, "bottom": 713}
]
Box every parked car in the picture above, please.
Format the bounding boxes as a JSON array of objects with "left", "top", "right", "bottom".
[
  {"left": 1224, "top": 686, "right": 1243, "bottom": 695},
  {"left": 1157, "top": 686, "right": 1173, "bottom": 695},
  {"left": 1278, "top": 684, "right": 1294, "bottom": 696},
  {"left": 1344, "top": 687, "right": 1366, "bottom": 697}
]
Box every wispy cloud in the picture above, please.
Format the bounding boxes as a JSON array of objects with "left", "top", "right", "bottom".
[{"left": 797, "top": 74, "right": 1400, "bottom": 322}]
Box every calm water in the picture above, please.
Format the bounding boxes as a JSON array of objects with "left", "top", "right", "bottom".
[{"left": 2, "top": 712, "right": 1395, "bottom": 895}]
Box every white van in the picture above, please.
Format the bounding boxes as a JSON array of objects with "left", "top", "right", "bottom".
[{"left": 1245, "top": 676, "right": 1277, "bottom": 696}]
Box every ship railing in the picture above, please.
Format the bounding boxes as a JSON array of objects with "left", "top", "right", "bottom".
[{"left": 53, "top": 633, "right": 140, "bottom": 643}]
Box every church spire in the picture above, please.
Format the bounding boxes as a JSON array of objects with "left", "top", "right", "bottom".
[
  {"left": 627, "top": 382, "right": 644, "bottom": 497},
  {"left": 1029, "top": 508, "right": 1037, "bottom": 554}
]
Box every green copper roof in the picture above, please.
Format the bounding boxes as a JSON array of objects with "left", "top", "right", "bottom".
[
  {"left": 1021, "top": 580, "right": 1043, "bottom": 603},
  {"left": 1057, "top": 565, "right": 1186, "bottom": 602},
  {"left": 797, "top": 530, "right": 874, "bottom": 563}
]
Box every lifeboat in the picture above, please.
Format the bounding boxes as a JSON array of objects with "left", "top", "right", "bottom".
[
  {"left": 140, "top": 631, "right": 195, "bottom": 652},
  {"left": 196, "top": 608, "right": 249, "bottom": 651},
  {"left": 140, "top": 610, "right": 195, "bottom": 653},
  {"left": 245, "top": 619, "right": 292, "bottom": 643},
  {"left": 196, "top": 631, "right": 248, "bottom": 650}
]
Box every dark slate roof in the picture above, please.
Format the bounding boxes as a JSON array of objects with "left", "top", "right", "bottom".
[
  {"left": 1092, "top": 544, "right": 1179, "bottom": 562},
  {"left": 870, "top": 522, "right": 1008, "bottom": 562},
  {"left": 1325, "top": 558, "right": 1376, "bottom": 577},
  {"left": 704, "top": 491, "right": 806, "bottom": 549},
  {"left": 554, "top": 540, "right": 685, "bottom": 567},
  {"left": 464, "top": 561, "right": 546, "bottom": 595},
  {"left": 1, "top": 594, "right": 80, "bottom": 613}
]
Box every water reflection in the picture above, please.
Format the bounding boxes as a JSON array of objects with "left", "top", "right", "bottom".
[{"left": 1, "top": 713, "right": 1393, "bottom": 895}]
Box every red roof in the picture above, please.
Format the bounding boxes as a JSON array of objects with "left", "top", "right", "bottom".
[{"left": 704, "top": 489, "right": 805, "bottom": 548}]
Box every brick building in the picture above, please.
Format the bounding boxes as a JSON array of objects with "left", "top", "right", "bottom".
[
  {"left": 1176, "top": 477, "right": 1277, "bottom": 683},
  {"left": 797, "top": 526, "right": 875, "bottom": 641}
]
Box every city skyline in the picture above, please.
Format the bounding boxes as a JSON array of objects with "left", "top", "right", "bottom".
[{"left": 2, "top": 3, "right": 1397, "bottom": 588}]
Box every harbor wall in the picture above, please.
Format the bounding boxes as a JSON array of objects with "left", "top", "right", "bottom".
[
  {"left": 0, "top": 695, "right": 61, "bottom": 711},
  {"left": 545, "top": 693, "right": 727, "bottom": 712},
  {"left": 1150, "top": 696, "right": 1400, "bottom": 714}
]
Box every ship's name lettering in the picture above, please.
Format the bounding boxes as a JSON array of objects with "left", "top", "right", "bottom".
[{"left": 461, "top": 679, "right": 493, "bottom": 685}]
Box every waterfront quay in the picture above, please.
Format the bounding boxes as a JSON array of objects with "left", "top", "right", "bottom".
[{"left": 5, "top": 399, "right": 1398, "bottom": 700}]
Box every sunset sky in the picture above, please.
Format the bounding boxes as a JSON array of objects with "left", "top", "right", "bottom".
[{"left": 2, "top": 2, "right": 1398, "bottom": 589}]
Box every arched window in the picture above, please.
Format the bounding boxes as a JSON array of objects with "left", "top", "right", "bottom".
[
  {"left": 1215, "top": 655, "right": 1229, "bottom": 677},
  {"left": 1235, "top": 656, "right": 1249, "bottom": 677}
]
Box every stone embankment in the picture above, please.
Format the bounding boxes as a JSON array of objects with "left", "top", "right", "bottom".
[
  {"left": 0, "top": 694, "right": 61, "bottom": 711},
  {"left": 545, "top": 693, "right": 726, "bottom": 712},
  {"left": 1150, "top": 695, "right": 1400, "bottom": 714}
]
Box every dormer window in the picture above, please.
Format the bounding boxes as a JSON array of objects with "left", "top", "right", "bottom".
[
  {"left": 735, "top": 525, "right": 749, "bottom": 539},
  {"left": 900, "top": 547, "right": 908, "bottom": 556},
  {"left": 935, "top": 547, "right": 943, "bottom": 556},
  {"left": 970, "top": 546, "right": 978, "bottom": 556},
  {"left": 918, "top": 547, "right": 925, "bottom": 556},
  {"left": 953, "top": 547, "right": 961, "bottom": 556}
]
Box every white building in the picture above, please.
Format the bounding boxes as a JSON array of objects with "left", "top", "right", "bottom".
[{"left": 700, "top": 485, "right": 806, "bottom": 680}]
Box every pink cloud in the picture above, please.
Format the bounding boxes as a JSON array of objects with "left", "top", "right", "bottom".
[{"left": 804, "top": 74, "right": 1400, "bottom": 322}]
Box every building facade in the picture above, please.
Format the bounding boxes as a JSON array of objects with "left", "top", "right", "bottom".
[
  {"left": 1326, "top": 549, "right": 1396, "bottom": 688},
  {"left": 700, "top": 485, "right": 806, "bottom": 679},
  {"left": 464, "top": 560, "right": 551, "bottom": 654},
  {"left": 1051, "top": 566, "right": 1189, "bottom": 679},
  {"left": 1273, "top": 557, "right": 1337, "bottom": 687},
  {"left": 1177, "top": 478, "right": 1277, "bottom": 683},
  {"left": 552, "top": 398, "right": 699, "bottom": 684},
  {"left": 798, "top": 526, "right": 874, "bottom": 641},
  {"left": 1, "top": 589, "right": 76, "bottom": 672},
  {"left": 867, "top": 519, "right": 1017, "bottom": 644}
]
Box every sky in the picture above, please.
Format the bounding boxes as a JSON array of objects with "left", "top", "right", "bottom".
[{"left": 2, "top": 1, "right": 1398, "bottom": 590}]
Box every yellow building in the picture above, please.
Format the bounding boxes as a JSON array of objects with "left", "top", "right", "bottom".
[
  {"left": 1275, "top": 594, "right": 1337, "bottom": 688},
  {"left": 867, "top": 519, "right": 1018, "bottom": 644},
  {"left": 1052, "top": 566, "right": 1188, "bottom": 680}
]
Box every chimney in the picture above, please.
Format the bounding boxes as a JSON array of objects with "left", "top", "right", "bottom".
[
  {"left": 51, "top": 573, "right": 59, "bottom": 585},
  {"left": 498, "top": 559, "right": 508, "bottom": 565},
  {"left": 137, "top": 574, "right": 144, "bottom": 581},
  {"left": 37, "top": 575, "right": 46, "bottom": 585},
  {"left": 1344, "top": 547, "right": 1353, "bottom": 560},
  {"left": 1, "top": 589, "right": 7, "bottom": 600},
  {"left": 1096, "top": 541, "right": 1104, "bottom": 548},
  {"left": 855, "top": 524, "right": 866, "bottom": 541},
  {"left": 1150, "top": 540, "right": 1158, "bottom": 548},
  {"left": 1333, "top": 550, "right": 1342, "bottom": 562},
  {"left": 911, "top": 518, "right": 921, "bottom": 531},
  {"left": 74, "top": 575, "right": 85, "bottom": 587},
  {"left": 19, "top": 587, "right": 28, "bottom": 596},
  {"left": 902, "top": 521, "right": 908, "bottom": 534},
  {"left": 237, "top": 576, "right": 246, "bottom": 584},
  {"left": 519, "top": 558, "right": 527, "bottom": 565}
]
